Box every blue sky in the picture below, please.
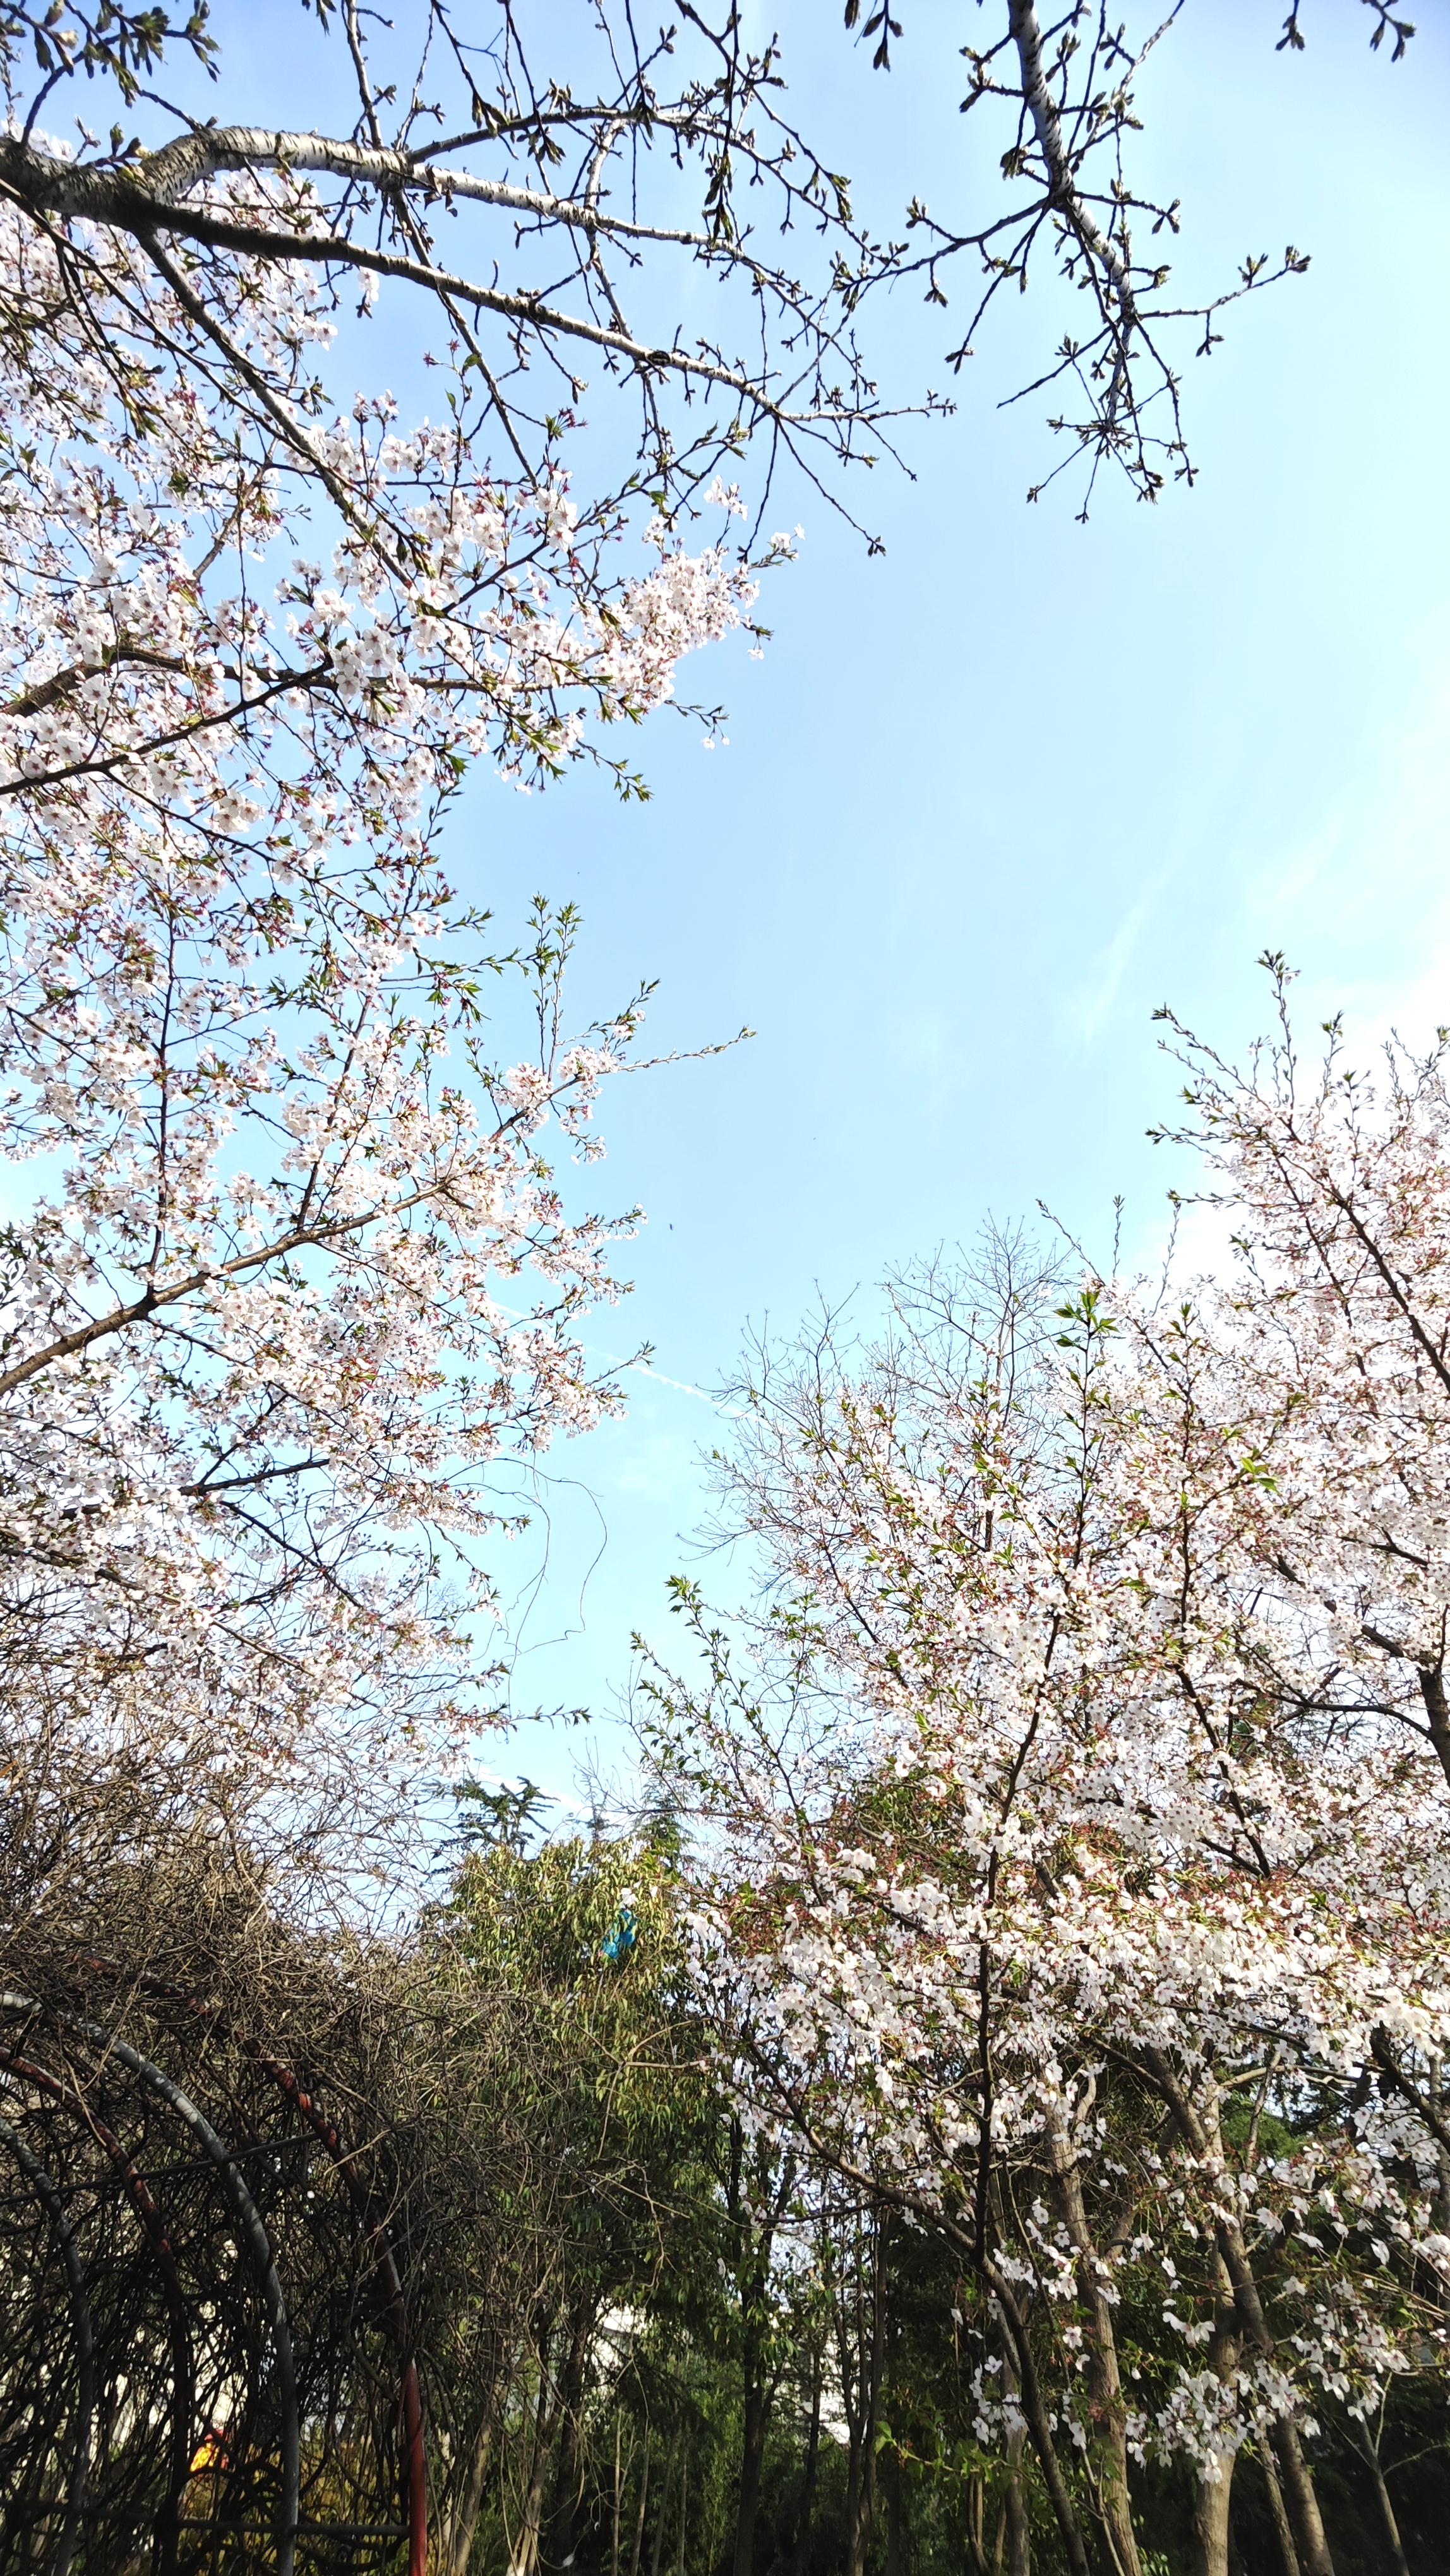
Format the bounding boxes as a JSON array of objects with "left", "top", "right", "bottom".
[
  {"left": 438, "top": 0, "right": 1450, "bottom": 1798},
  {"left": 62, "top": 0, "right": 1450, "bottom": 1804}
]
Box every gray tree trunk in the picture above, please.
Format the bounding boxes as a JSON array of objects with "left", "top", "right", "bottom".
[{"left": 1043, "top": 2116, "right": 1141, "bottom": 2576}]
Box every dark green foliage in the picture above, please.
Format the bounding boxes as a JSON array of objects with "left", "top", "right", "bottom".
[{"left": 421, "top": 1826, "right": 1450, "bottom": 2576}]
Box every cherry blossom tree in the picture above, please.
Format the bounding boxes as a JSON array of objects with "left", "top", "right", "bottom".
[
  {"left": 1149, "top": 959, "right": 1450, "bottom": 1807},
  {"left": 858, "top": 1, "right": 1415, "bottom": 511},
  {"left": 643, "top": 999, "right": 1450, "bottom": 2576},
  {"left": 0, "top": 0, "right": 895, "bottom": 1836},
  {"left": 0, "top": 0, "right": 884, "bottom": 845}
]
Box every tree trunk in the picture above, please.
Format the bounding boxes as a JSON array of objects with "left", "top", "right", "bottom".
[
  {"left": 1223, "top": 2243, "right": 1333, "bottom": 2576},
  {"left": 441, "top": 2414, "right": 496, "bottom": 2576},
  {"left": 1430, "top": 2058, "right": 1450, "bottom": 2240},
  {"left": 1194, "top": 2460, "right": 1234, "bottom": 2576},
  {"left": 1193, "top": 2252, "right": 1242, "bottom": 2576},
  {"left": 627, "top": 2433, "right": 652, "bottom": 2576},
  {"left": 844, "top": 2389, "right": 877, "bottom": 2576},
  {"left": 965, "top": 2472, "right": 989, "bottom": 2576},
  {"left": 547, "top": 2298, "right": 596, "bottom": 2572},
  {"left": 1142, "top": 2054, "right": 1335, "bottom": 2576},
  {"left": 999, "top": 2339, "right": 1031, "bottom": 2576},
  {"left": 841, "top": 2219, "right": 887, "bottom": 2576},
  {"left": 842, "top": 2356, "right": 880, "bottom": 2576},
  {"left": 884, "top": 2442, "right": 904, "bottom": 2576},
  {"left": 984, "top": 2264, "right": 1089, "bottom": 2576},
  {"left": 649, "top": 2431, "right": 680, "bottom": 2576},
  {"left": 793, "top": 2359, "right": 821, "bottom": 2576},
  {"left": 726, "top": 2122, "right": 794, "bottom": 2576},
  {"left": 822, "top": 2203, "right": 888, "bottom": 2576},
  {"left": 1004, "top": 2471, "right": 1031, "bottom": 2576},
  {"left": 1417, "top": 1661, "right": 1450, "bottom": 1792},
  {"left": 732, "top": 2347, "right": 770, "bottom": 2576},
  {"left": 1266, "top": 2397, "right": 1331, "bottom": 2568},
  {"left": 844, "top": 2448, "right": 874, "bottom": 2576},
  {"left": 1043, "top": 2117, "right": 1141, "bottom": 2576},
  {"left": 1354, "top": 2426, "right": 1410, "bottom": 2576},
  {"left": 511, "top": 2337, "right": 560, "bottom": 2576},
  {"left": 1260, "top": 2448, "right": 1300, "bottom": 2576}
]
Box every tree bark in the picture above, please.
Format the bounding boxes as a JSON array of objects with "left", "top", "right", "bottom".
[
  {"left": 1260, "top": 2448, "right": 1300, "bottom": 2576},
  {"left": 1043, "top": 2116, "right": 1141, "bottom": 2576},
  {"left": 1417, "top": 1662, "right": 1450, "bottom": 1792},
  {"left": 1194, "top": 2455, "right": 1235, "bottom": 2576},
  {"left": 1267, "top": 2387, "right": 1331, "bottom": 2564},
  {"left": 1193, "top": 2252, "right": 1243, "bottom": 2576},
  {"left": 1004, "top": 2469, "right": 1031, "bottom": 2576}
]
